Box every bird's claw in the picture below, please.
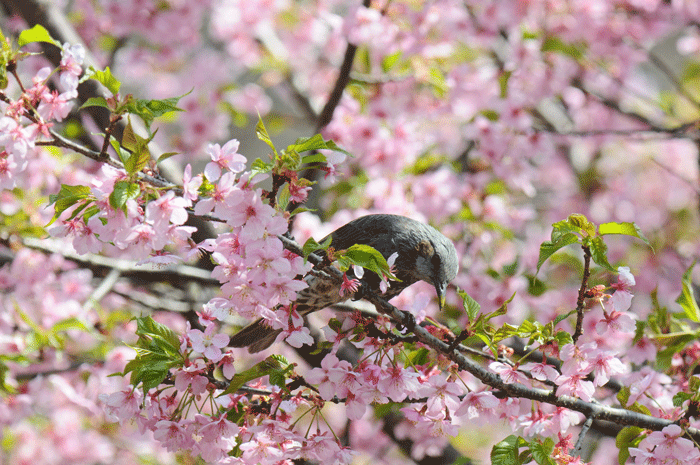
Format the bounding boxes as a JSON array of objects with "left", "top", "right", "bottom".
[
  {"left": 351, "top": 279, "right": 370, "bottom": 301},
  {"left": 396, "top": 310, "right": 416, "bottom": 333}
]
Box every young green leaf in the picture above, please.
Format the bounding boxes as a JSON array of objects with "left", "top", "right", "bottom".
[
  {"left": 255, "top": 116, "right": 278, "bottom": 156},
  {"left": 156, "top": 152, "right": 179, "bottom": 165},
  {"left": 536, "top": 232, "right": 578, "bottom": 274},
  {"left": 301, "top": 153, "right": 328, "bottom": 165},
  {"left": 18, "top": 25, "right": 59, "bottom": 47},
  {"left": 86, "top": 66, "right": 121, "bottom": 95},
  {"left": 589, "top": 236, "right": 615, "bottom": 271},
  {"left": 491, "top": 435, "right": 526, "bottom": 465},
  {"left": 121, "top": 119, "right": 153, "bottom": 174},
  {"left": 250, "top": 158, "right": 274, "bottom": 179},
  {"left": 46, "top": 184, "right": 91, "bottom": 226},
  {"left": 457, "top": 288, "right": 481, "bottom": 321},
  {"left": 134, "top": 316, "right": 182, "bottom": 356},
  {"left": 599, "top": 221, "right": 651, "bottom": 249},
  {"left": 127, "top": 91, "right": 189, "bottom": 129},
  {"left": 80, "top": 96, "right": 111, "bottom": 110},
  {"left": 529, "top": 438, "right": 556, "bottom": 465},
  {"left": 302, "top": 236, "right": 332, "bottom": 262},
  {"left": 219, "top": 356, "right": 286, "bottom": 396},
  {"left": 675, "top": 262, "right": 700, "bottom": 323},
  {"left": 345, "top": 244, "right": 397, "bottom": 280},
  {"left": 615, "top": 426, "right": 645, "bottom": 465},
  {"left": 109, "top": 181, "right": 141, "bottom": 213}
]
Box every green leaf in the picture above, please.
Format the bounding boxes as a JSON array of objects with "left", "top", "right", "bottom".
[
  {"left": 109, "top": 181, "right": 141, "bottom": 212},
  {"left": 286, "top": 134, "right": 351, "bottom": 158},
  {"left": 527, "top": 275, "right": 546, "bottom": 296},
  {"left": 286, "top": 134, "right": 327, "bottom": 153},
  {"left": 616, "top": 426, "right": 644, "bottom": 465},
  {"left": 589, "top": 236, "right": 615, "bottom": 271},
  {"left": 541, "top": 36, "right": 586, "bottom": 60},
  {"left": 219, "top": 356, "right": 286, "bottom": 396},
  {"left": 564, "top": 213, "right": 596, "bottom": 237},
  {"left": 80, "top": 97, "right": 110, "bottom": 110},
  {"left": 302, "top": 236, "right": 332, "bottom": 262},
  {"left": 493, "top": 323, "right": 519, "bottom": 343},
  {"left": 46, "top": 184, "right": 91, "bottom": 226},
  {"left": 690, "top": 374, "right": 700, "bottom": 392},
  {"left": 553, "top": 329, "right": 574, "bottom": 347},
  {"left": 382, "top": 50, "right": 402, "bottom": 72},
  {"left": 536, "top": 232, "right": 578, "bottom": 274},
  {"left": 156, "top": 152, "right": 179, "bottom": 165},
  {"left": 498, "top": 70, "right": 513, "bottom": 99},
  {"left": 345, "top": 244, "right": 397, "bottom": 280},
  {"left": 491, "top": 435, "right": 525, "bottom": 465},
  {"left": 86, "top": 66, "right": 121, "bottom": 95},
  {"left": 123, "top": 355, "right": 175, "bottom": 392},
  {"left": 121, "top": 119, "right": 153, "bottom": 174},
  {"left": 275, "top": 183, "right": 290, "bottom": 211},
  {"left": 289, "top": 206, "right": 316, "bottom": 217},
  {"left": 134, "top": 316, "right": 181, "bottom": 355},
  {"left": 18, "top": 25, "right": 59, "bottom": 47},
  {"left": 255, "top": 116, "right": 278, "bottom": 156},
  {"left": 675, "top": 262, "right": 700, "bottom": 323},
  {"left": 301, "top": 153, "right": 328, "bottom": 164},
  {"left": 250, "top": 158, "right": 274, "bottom": 179},
  {"left": 673, "top": 391, "right": 692, "bottom": 407},
  {"left": 126, "top": 91, "right": 189, "bottom": 129},
  {"left": 599, "top": 221, "right": 651, "bottom": 248},
  {"left": 405, "top": 348, "right": 430, "bottom": 366},
  {"left": 529, "top": 438, "right": 555, "bottom": 465},
  {"left": 51, "top": 317, "right": 90, "bottom": 334},
  {"left": 457, "top": 288, "right": 480, "bottom": 321},
  {"left": 428, "top": 66, "right": 448, "bottom": 97},
  {"left": 119, "top": 317, "right": 184, "bottom": 392}
]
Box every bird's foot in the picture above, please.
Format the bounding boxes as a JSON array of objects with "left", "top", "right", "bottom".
[
  {"left": 396, "top": 310, "right": 416, "bottom": 333},
  {"left": 351, "top": 279, "right": 370, "bottom": 301}
]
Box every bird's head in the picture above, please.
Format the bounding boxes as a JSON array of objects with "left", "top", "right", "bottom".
[{"left": 413, "top": 237, "right": 459, "bottom": 311}]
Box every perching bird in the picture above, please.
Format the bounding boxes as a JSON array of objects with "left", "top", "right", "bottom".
[{"left": 229, "top": 214, "right": 459, "bottom": 352}]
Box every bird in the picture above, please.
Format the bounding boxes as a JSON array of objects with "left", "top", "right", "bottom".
[{"left": 229, "top": 214, "right": 459, "bottom": 353}]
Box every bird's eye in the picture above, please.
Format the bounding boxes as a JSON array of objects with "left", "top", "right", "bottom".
[{"left": 431, "top": 253, "right": 441, "bottom": 268}]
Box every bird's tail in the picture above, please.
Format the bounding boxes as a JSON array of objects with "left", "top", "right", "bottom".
[{"left": 229, "top": 318, "right": 282, "bottom": 353}]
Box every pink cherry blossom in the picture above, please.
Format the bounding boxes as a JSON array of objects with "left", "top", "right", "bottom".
[
  {"left": 188, "top": 324, "right": 229, "bottom": 362},
  {"left": 455, "top": 391, "right": 499, "bottom": 419},
  {"left": 489, "top": 362, "right": 529, "bottom": 385},
  {"left": 555, "top": 373, "right": 595, "bottom": 402},
  {"left": 182, "top": 163, "right": 202, "bottom": 204},
  {"left": 204, "top": 139, "right": 246, "bottom": 181},
  {"left": 146, "top": 191, "right": 189, "bottom": 227},
  {"left": 521, "top": 362, "right": 560, "bottom": 382}
]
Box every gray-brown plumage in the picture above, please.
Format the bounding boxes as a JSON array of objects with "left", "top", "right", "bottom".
[{"left": 229, "top": 214, "right": 459, "bottom": 352}]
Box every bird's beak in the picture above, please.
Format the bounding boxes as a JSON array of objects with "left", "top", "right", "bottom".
[{"left": 435, "top": 281, "right": 447, "bottom": 311}]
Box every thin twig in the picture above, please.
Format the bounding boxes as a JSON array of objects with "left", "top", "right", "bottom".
[
  {"left": 22, "top": 237, "right": 216, "bottom": 284},
  {"left": 314, "top": 0, "right": 372, "bottom": 132},
  {"left": 572, "top": 245, "right": 592, "bottom": 344},
  {"left": 100, "top": 115, "right": 122, "bottom": 159},
  {"left": 574, "top": 416, "right": 594, "bottom": 455}
]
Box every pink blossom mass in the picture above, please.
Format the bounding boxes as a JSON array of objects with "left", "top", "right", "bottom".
[{"left": 1, "top": 1, "right": 700, "bottom": 465}]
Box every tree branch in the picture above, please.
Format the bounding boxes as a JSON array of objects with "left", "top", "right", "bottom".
[{"left": 573, "top": 245, "right": 592, "bottom": 344}]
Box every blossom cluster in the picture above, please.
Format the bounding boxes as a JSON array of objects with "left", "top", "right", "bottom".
[{"left": 0, "top": 43, "right": 83, "bottom": 191}]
